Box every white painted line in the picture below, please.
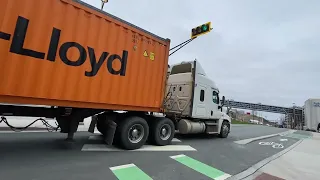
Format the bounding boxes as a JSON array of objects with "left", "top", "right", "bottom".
[
  {"left": 234, "top": 130, "right": 296, "bottom": 145},
  {"left": 77, "top": 127, "right": 100, "bottom": 133},
  {"left": 88, "top": 135, "right": 103, "bottom": 140},
  {"left": 88, "top": 136, "right": 181, "bottom": 142},
  {"left": 215, "top": 174, "right": 232, "bottom": 180},
  {"left": 234, "top": 134, "right": 280, "bottom": 145},
  {"left": 172, "top": 138, "right": 181, "bottom": 142},
  {"left": 280, "top": 138, "right": 288, "bottom": 141},
  {"left": 0, "top": 130, "right": 52, "bottom": 133},
  {"left": 81, "top": 144, "right": 196, "bottom": 152},
  {"left": 110, "top": 163, "right": 135, "bottom": 171},
  {"left": 170, "top": 154, "right": 186, "bottom": 159}
]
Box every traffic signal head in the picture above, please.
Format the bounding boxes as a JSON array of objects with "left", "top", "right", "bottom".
[{"left": 191, "top": 22, "right": 211, "bottom": 39}]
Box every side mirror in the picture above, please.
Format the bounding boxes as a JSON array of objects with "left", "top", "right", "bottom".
[{"left": 222, "top": 96, "right": 225, "bottom": 106}]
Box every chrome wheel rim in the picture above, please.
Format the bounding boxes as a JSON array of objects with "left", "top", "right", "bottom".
[
  {"left": 222, "top": 124, "right": 229, "bottom": 136},
  {"left": 128, "top": 124, "right": 144, "bottom": 143},
  {"left": 159, "top": 124, "right": 172, "bottom": 140}
]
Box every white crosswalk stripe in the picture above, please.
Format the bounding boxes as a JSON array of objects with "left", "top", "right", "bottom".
[{"left": 82, "top": 135, "right": 196, "bottom": 152}]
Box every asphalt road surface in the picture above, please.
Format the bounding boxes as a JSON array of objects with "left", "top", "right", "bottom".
[{"left": 0, "top": 125, "right": 306, "bottom": 180}]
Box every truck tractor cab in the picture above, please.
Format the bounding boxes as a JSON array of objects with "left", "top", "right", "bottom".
[{"left": 164, "top": 60, "right": 231, "bottom": 137}]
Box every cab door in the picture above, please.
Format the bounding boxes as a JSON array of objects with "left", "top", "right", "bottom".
[
  {"left": 193, "top": 83, "right": 207, "bottom": 118},
  {"left": 209, "top": 90, "right": 221, "bottom": 120}
]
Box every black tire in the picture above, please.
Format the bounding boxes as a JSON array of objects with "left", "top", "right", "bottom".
[
  {"left": 219, "top": 121, "right": 230, "bottom": 138},
  {"left": 149, "top": 117, "right": 175, "bottom": 146},
  {"left": 116, "top": 116, "right": 149, "bottom": 150}
]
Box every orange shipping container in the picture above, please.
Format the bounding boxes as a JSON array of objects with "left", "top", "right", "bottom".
[{"left": 0, "top": 0, "right": 170, "bottom": 112}]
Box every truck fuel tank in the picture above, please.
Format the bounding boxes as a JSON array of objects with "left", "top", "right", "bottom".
[{"left": 177, "top": 119, "right": 206, "bottom": 134}]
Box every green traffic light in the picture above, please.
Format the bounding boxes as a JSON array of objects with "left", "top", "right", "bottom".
[
  {"left": 202, "top": 24, "right": 208, "bottom": 31},
  {"left": 191, "top": 22, "right": 211, "bottom": 38}
]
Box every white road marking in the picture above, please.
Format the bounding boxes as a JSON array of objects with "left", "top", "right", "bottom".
[
  {"left": 88, "top": 135, "right": 103, "bottom": 140},
  {"left": 272, "top": 143, "right": 284, "bottom": 149},
  {"left": 0, "top": 130, "right": 51, "bottom": 133},
  {"left": 234, "top": 130, "right": 296, "bottom": 145},
  {"left": 215, "top": 174, "right": 232, "bottom": 180},
  {"left": 172, "top": 138, "right": 181, "bottom": 142},
  {"left": 81, "top": 144, "right": 196, "bottom": 152},
  {"left": 258, "top": 141, "right": 284, "bottom": 149},
  {"left": 170, "top": 154, "right": 186, "bottom": 159},
  {"left": 88, "top": 135, "right": 181, "bottom": 143},
  {"left": 280, "top": 138, "right": 288, "bottom": 141},
  {"left": 110, "top": 163, "right": 136, "bottom": 171}
]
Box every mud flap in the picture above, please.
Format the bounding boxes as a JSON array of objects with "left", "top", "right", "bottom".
[
  {"left": 91, "top": 113, "right": 118, "bottom": 145},
  {"left": 103, "top": 120, "right": 117, "bottom": 145}
]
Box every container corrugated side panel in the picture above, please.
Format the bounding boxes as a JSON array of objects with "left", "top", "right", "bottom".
[
  {"left": 0, "top": 0, "right": 170, "bottom": 112},
  {"left": 304, "top": 99, "right": 312, "bottom": 129}
]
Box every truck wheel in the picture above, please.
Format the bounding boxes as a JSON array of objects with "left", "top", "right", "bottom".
[
  {"left": 149, "top": 118, "right": 175, "bottom": 146},
  {"left": 117, "top": 116, "right": 149, "bottom": 150},
  {"left": 219, "top": 121, "right": 230, "bottom": 138}
]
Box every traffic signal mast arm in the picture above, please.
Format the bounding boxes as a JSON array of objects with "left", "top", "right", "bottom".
[
  {"left": 169, "top": 22, "right": 212, "bottom": 57},
  {"left": 169, "top": 38, "right": 196, "bottom": 56}
]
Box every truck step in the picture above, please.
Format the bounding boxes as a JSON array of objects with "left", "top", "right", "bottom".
[
  {"left": 205, "top": 123, "right": 219, "bottom": 134},
  {"left": 206, "top": 131, "right": 218, "bottom": 134},
  {"left": 205, "top": 122, "right": 218, "bottom": 126}
]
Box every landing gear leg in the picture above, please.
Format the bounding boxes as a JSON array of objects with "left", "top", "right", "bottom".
[
  {"left": 56, "top": 115, "right": 82, "bottom": 142},
  {"left": 66, "top": 132, "right": 75, "bottom": 142}
]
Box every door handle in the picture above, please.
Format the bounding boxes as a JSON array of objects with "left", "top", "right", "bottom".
[{"left": 211, "top": 111, "right": 213, "bottom": 116}]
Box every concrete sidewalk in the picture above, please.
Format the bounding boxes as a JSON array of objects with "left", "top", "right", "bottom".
[{"left": 241, "top": 132, "right": 320, "bottom": 180}]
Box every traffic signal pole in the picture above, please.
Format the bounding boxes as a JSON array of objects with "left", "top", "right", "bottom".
[{"left": 169, "top": 38, "right": 196, "bottom": 56}]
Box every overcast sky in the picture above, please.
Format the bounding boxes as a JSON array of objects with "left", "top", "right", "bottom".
[{"left": 82, "top": 0, "right": 319, "bottom": 120}]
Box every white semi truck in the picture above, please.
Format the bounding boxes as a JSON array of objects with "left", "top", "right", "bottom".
[
  {"left": 88, "top": 60, "right": 231, "bottom": 150},
  {"left": 163, "top": 60, "right": 231, "bottom": 136}
]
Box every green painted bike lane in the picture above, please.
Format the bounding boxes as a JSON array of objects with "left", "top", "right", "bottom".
[
  {"left": 110, "top": 154, "right": 231, "bottom": 180},
  {"left": 170, "top": 154, "right": 231, "bottom": 180},
  {"left": 282, "top": 131, "right": 313, "bottom": 140},
  {"left": 110, "top": 164, "right": 152, "bottom": 180}
]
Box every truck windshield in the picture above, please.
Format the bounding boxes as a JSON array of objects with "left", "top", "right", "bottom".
[{"left": 170, "top": 63, "right": 192, "bottom": 75}]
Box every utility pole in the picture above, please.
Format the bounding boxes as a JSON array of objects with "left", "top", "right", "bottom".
[
  {"left": 293, "top": 103, "right": 296, "bottom": 129},
  {"left": 252, "top": 109, "right": 254, "bottom": 121},
  {"left": 101, "top": 0, "right": 108, "bottom": 10}
]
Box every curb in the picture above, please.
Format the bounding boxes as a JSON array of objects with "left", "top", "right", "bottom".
[
  {"left": 234, "top": 130, "right": 296, "bottom": 145},
  {"left": 228, "top": 139, "right": 303, "bottom": 180}
]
